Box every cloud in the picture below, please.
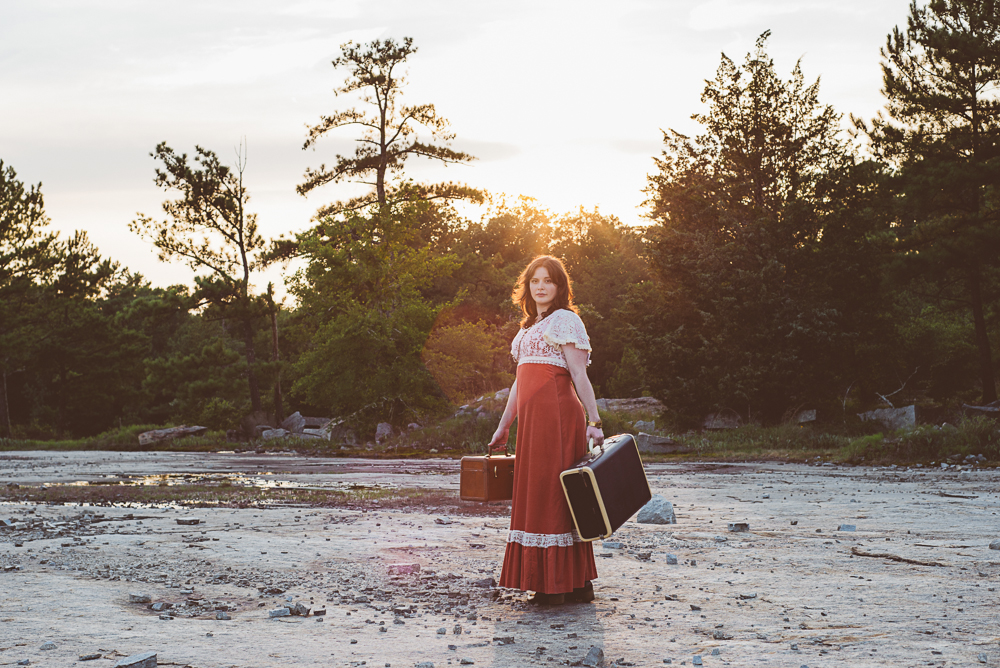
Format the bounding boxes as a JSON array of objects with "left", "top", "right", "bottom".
[
  {"left": 451, "top": 138, "right": 521, "bottom": 162},
  {"left": 136, "top": 27, "right": 386, "bottom": 89},
  {"left": 688, "top": 0, "right": 845, "bottom": 31}
]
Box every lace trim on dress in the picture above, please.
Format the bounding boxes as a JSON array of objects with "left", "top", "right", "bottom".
[
  {"left": 506, "top": 529, "right": 582, "bottom": 548},
  {"left": 517, "top": 356, "right": 568, "bottom": 369}
]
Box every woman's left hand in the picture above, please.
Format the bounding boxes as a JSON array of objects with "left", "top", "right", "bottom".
[{"left": 586, "top": 425, "right": 604, "bottom": 447}]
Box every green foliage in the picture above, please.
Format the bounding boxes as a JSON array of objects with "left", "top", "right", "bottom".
[
  {"left": 131, "top": 142, "right": 276, "bottom": 416},
  {"left": 382, "top": 413, "right": 512, "bottom": 455},
  {"left": 637, "top": 33, "right": 894, "bottom": 425},
  {"left": 198, "top": 398, "right": 243, "bottom": 432},
  {"left": 288, "top": 199, "right": 459, "bottom": 433},
  {"left": 863, "top": 0, "right": 1000, "bottom": 402},
  {"left": 421, "top": 319, "right": 514, "bottom": 404}
]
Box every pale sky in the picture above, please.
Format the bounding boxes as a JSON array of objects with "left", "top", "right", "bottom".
[{"left": 2, "top": 0, "right": 910, "bottom": 294}]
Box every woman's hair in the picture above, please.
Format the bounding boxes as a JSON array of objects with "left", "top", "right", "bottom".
[{"left": 513, "top": 255, "right": 578, "bottom": 328}]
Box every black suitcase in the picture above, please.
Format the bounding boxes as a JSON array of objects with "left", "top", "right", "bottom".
[{"left": 560, "top": 433, "right": 652, "bottom": 541}]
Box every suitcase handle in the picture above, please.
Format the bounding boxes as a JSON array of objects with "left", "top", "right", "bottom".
[
  {"left": 587, "top": 437, "right": 603, "bottom": 454},
  {"left": 487, "top": 443, "right": 511, "bottom": 457}
]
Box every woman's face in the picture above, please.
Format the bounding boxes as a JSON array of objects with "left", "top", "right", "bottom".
[{"left": 529, "top": 266, "right": 558, "bottom": 313}]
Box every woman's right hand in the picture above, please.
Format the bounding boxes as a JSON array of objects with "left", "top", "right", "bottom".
[{"left": 488, "top": 426, "right": 509, "bottom": 450}]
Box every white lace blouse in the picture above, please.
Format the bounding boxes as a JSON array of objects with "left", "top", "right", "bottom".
[{"left": 510, "top": 309, "right": 592, "bottom": 369}]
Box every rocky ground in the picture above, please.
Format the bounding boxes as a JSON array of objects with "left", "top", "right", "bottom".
[{"left": 1, "top": 451, "right": 999, "bottom": 667}]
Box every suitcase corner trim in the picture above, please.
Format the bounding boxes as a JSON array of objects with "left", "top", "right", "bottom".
[{"left": 559, "top": 466, "right": 613, "bottom": 542}]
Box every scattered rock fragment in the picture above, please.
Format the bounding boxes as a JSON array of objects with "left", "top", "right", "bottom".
[
  {"left": 113, "top": 652, "right": 157, "bottom": 668},
  {"left": 728, "top": 522, "right": 749, "bottom": 532},
  {"left": 269, "top": 607, "right": 291, "bottom": 618},
  {"left": 838, "top": 524, "right": 856, "bottom": 532},
  {"left": 666, "top": 554, "right": 678, "bottom": 565},
  {"left": 129, "top": 593, "right": 151, "bottom": 604},
  {"left": 215, "top": 612, "right": 231, "bottom": 620},
  {"left": 989, "top": 540, "right": 1000, "bottom": 551},
  {"left": 637, "top": 495, "right": 677, "bottom": 525},
  {"left": 692, "top": 656, "right": 703, "bottom": 666},
  {"left": 388, "top": 562, "right": 421, "bottom": 575},
  {"left": 582, "top": 646, "right": 604, "bottom": 667},
  {"left": 79, "top": 654, "right": 102, "bottom": 661},
  {"left": 40, "top": 642, "right": 56, "bottom": 650}
]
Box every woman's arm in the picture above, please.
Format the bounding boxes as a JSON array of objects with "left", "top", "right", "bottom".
[
  {"left": 564, "top": 343, "right": 605, "bottom": 446},
  {"left": 487, "top": 380, "right": 518, "bottom": 449}
]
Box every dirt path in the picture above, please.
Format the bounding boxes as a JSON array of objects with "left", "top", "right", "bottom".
[{"left": 1, "top": 452, "right": 999, "bottom": 667}]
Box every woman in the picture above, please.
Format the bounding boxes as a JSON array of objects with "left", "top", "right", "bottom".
[{"left": 488, "top": 255, "right": 605, "bottom": 605}]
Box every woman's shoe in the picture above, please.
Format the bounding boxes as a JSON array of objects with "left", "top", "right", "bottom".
[
  {"left": 569, "top": 581, "right": 595, "bottom": 603},
  {"left": 528, "top": 592, "right": 565, "bottom": 605}
]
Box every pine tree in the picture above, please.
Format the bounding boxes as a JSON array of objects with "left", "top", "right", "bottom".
[{"left": 864, "top": 0, "right": 1000, "bottom": 402}]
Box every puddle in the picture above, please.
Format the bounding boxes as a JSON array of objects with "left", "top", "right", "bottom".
[{"left": 57, "top": 472, "right": 396, "bottom": 493}]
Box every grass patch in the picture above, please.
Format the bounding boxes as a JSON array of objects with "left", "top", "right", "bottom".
[
  {"left": 667, "top": 424, "right": 851, "bottom": 461},
  {"left": 0, "top": 424, "right": 232, "bottom": 453},
  {"left": 5, "top": 407, "right": 997, "bottom": 467},
  {"left": 843, "top": 416, "right": 1000, "bottom": 464}
]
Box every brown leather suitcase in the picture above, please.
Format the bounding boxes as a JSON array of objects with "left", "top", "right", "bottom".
[{"left": 460, "top": 451, "right": 515, "bottom": 502}]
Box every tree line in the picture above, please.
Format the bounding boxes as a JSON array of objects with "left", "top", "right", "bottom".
[{"left": 2, "top": 0, "right": 999, "bottom": 440}]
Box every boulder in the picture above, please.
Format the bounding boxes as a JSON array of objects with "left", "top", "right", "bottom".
[
  {"left": 323, "top": 419, "right": 358, "bottom": 445},
  {"left": 603, "top": 397, "right": 663, "bottom": 412},
  {"left": 962, "top": 401, "right": 1000, "bottom": 419},
  {"left": 375, "top": 422, "right": 393, "bottom": 442},
  {"left": 703, "top": 411, "right": 741, "bottom": 430},
  {"left": 635, "top": 433, "right": 691, "bottom": 454},
  {"left": 633, "top": 420, "right": 656, "bottom": 433},
  {"left": 280, "top": 411, "right": 307, "bottom": 434},
  {"left": 858, "top": 405, "right": 916, "bottom": 430},
  {"left": 261, "top": 428, "right": 290, "bottom": 440},
  {"left": 407, "top": 423, "right": 422, "bottom": 431},
  {"left": 796, "top": 409, "right": 817, "bottom": 424},
  {"left": 302, "top": 428, "right": 328, "bottom": 439},
  {"left": 636, "top": 495, "right": 676, "bottom": 525},
  {"left": 138, "top": 425, "right": 208, "bottom": 446},
  {"left": 495, "top": 388, "right": 510, "bottom": 401}
]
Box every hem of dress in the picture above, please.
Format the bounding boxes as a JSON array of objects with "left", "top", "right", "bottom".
[{"left": 498, "top": 542, "right": 599, "bottom": 594}]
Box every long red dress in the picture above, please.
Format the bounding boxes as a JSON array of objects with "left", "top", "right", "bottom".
[{"left": 498, "top": 309, "right": 598, "bottom": 594}]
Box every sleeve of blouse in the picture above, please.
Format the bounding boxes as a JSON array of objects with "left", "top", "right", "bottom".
[
  {"left": 510, "top": 328, "right": 523, "bottom": 362},
  {"left": 542, "top": 310, "right": 592, "bottom": 352}
]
